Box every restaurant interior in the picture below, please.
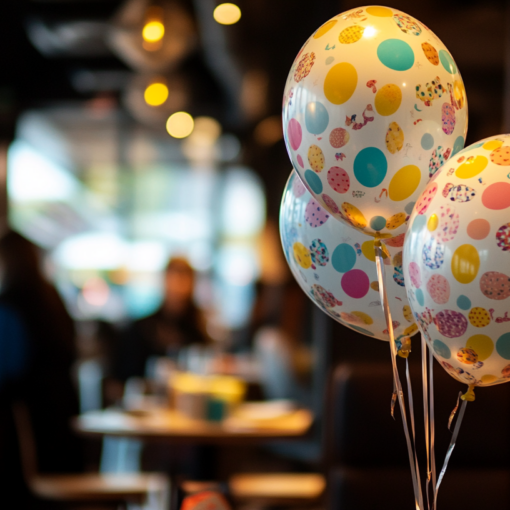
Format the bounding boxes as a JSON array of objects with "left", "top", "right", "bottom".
[{"left": 1, "top": 0, "right": 510, "bottom": 509}]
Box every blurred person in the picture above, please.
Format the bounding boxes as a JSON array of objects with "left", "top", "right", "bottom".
[
  {"left": 0, "top": 230, "right": 83, "bottom": 503},
  {"left": 114, "top": 256, "right": 209, "bottom": 381}
]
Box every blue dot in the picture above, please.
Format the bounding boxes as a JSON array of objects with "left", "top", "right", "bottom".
[
  {"left": 411, "top": 214, "right": 427, "bottom": 233},
  {"left": 457, "top": 295, "right": 471, "bottom": 310},
  {"left": 452, "top": 136, "right": 464, "bottom": 157},
  {"left": 405, "top": 202, "right": 415, "bottom": 215},
  {"left": 332, "top": 243, "right": 356, "bottom": 273},
  {"left": 415, "top": 288, "right": 424, "bottom": 306},
  {"left": 349, "top": 325, "right": 374, "bottom": 337},
  {"left": 433, "top": 339, "right": 451, "bottom": 359},
  {"left": 325, "top": 56, "right": 334, "bottom": 65},
  {"left": 421, "top": 133, "right": 434, "bottom": 150},
  {"left": 304, "top": 170, "right": 323, "bottom": 194},
  {"left": 439, "top": 50, "right": 457, "bottom": 74},
  {"left": 305, "top": 101, "right": 329, "bottom": 135},
  {"left": 377, "top": 39, "right": 415, "bottom": 71},
  {"left": 353, "top": 147, "right": 387, "bottom": 188},
  {"left": 497, "top": 332, "right": 510, "bottom": 360},
  {"left": 370, "top": 216, "right": 387, "bottom": 231}
]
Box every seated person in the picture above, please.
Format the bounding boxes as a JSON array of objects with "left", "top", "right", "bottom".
[{"left": 114, "top": 257, "right": 209, "bottom": 381}]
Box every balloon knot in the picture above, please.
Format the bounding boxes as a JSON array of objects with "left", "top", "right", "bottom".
[
  {"left": 397, "top": 336, "right": 412, "bottom": 358},
  {"left": 461, "top": 384, "right": 476, "bottom": 402}
]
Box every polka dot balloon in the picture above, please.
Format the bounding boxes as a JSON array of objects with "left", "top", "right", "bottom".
[
  {"left": 403, "top": 134, "right": 510, "bottom": 400},
  {"left": 281, "top": 170, "right": 418, "bottom": 348},
  {"left": 282, "top": 6, "right": 468, "bottom": 238}
]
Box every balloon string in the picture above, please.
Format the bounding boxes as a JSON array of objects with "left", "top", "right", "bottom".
[
  {"left": 374, "top": 241, "right": 424, "bottom": 510},
  {"left": 434, "top": 396, "right": 468, "bottom": 508},
  {"left": 421, "top": 337, "right": 431, "bottom": 510},
  {"left": 429, "top": 350, "right": 437, "bottom": 508}
]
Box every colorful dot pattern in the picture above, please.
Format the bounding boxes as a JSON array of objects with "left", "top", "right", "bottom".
[
  {"left": 404, "top": 134, "right": 510, "bottom": 389},
  {"left": 282, "top": 6, "right": 468, "bottom": 238},
  {"left": 281, "top": 171, "right": 417, "bottom": 343}
]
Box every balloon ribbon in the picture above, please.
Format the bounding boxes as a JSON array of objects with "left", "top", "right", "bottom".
[{"left": 374, "top": 240, "right": 424, "bottom": 510}]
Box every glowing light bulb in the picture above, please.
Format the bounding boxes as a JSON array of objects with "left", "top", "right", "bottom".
[
  {"left": 213, "top": 3, "right": 241, "bottom": 25},
  {"left": 143, "top": 21, "right": 165, "bottom": 42},
  {"left": 144, "top": 83, "right": 169, "bottom": 106},
  {"left": 166, "top": 112, "right": 194, "bottom": 138}
]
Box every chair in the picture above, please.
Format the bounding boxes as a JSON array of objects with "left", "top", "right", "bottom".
[
  {"left": 12, "top": 401, "right": 170, "bottom": 509},
  {"left": 325, "top": 361, "right": 510, "bottom": 510}
]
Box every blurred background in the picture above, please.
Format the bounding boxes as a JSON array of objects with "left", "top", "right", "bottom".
[{"left": 0, "top": 0, "right": 509, "bottom": 508}]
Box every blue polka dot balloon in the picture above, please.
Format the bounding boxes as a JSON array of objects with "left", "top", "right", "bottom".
[{"left": 282, "top": 6, "right": 468, "bottom": 238}]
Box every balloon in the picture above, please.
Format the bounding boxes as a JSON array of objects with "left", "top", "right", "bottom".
[
  {"left": 282, "top": 6, "right": 468, "bottom": 238},
  {"left": 403, "top": 134, "right": 510, "bottom": 400},
  {"left": 281, "top": 170, "right": 418, "bottom": 353}
]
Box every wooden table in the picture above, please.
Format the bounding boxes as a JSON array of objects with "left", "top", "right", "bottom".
[{"left": 73, "top": 404, "right": 314, "bottom": 445}]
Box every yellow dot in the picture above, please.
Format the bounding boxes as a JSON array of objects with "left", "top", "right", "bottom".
[
  {"left": 142, "top": 21, "right": 165, "bottom": 42},
  {"left": 483, "top": 139, "right": 503, "bottom": 151},
  {"left": 342, "top": 202, "right": 366, "bottom": 228},
  {"left": 371, "top": 281, "right": 379, "bottom": 291},
  {"left": 313, "top": 19, "right": 337, "bottom": 38},
  {"left": 362, "top": 240, "right": 376, "bottom": 262},
  {"left": 468, "top": 307, "right": 491, "bottom": 327},
  {"left": 466, "top": 334, "right": 493, "bottom": 361},
  {"left": 351, "top": 311, "right": 373, "bottom": 325},
  {"left": 388, "top": 165, "right": 421, "bottom": 201},
  {"left": 427, "top": 214, "right": 438, "bottom": 231},
  {"left": 404, "top": 324, "right": 418, "bottom": 336},
  {"left": 166, "top": 112, "right": 194, "bottom": 139},
  {"left": 375, "top": 84, "right": 402, "bottom": 116},
  {"left": 454, "top": 81, "right": 466, "bottom": 109},
  {"left": 480, "top": 374, "right": 498, "bottom": 385},
  {"left": 403, "top": 305, "right": 413, "bottom": 322},
  {"left": 339, "top": 26, "right": 365, "bottom": 44},
  {"left": 324, "top": 63, "right": 358, "bottom": 105},
  {"left": 366, "top": 6, "right": 393, "bottom": 16},
  {"left": 451, "top": 244, "right": 480, "bottom": 284},
  {"left": 455, "top": 155, "right": 488, "bottom": 179},
  {"left": 293, "top": 242, "right": 312, "bottom": 269},
  {"left": 213, "top": 3, "right": 241, "bottom": 25},
  {"left": 144, "top": 83, "right": 169, "bottom": 106}
]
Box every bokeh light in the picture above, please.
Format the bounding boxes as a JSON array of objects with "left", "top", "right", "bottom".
[
  {"left": 213, "top": 3, "right": 241, "bottom": 25},
  {"left": 142, "top": 21, "right": 165, "bottom": 42},
  {"left": 144, "top": 82, "right": 169, "bottom": 106},
  {"left": 166, "top": 111, "right": 194, "bottom": 138}
]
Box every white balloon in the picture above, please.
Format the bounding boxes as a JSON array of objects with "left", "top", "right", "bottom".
[{"left": 281, "top": 170, "right": 417, "bottom": 350}]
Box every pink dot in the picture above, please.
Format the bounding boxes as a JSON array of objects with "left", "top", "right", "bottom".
[
  {"left": 327, "top": 166, "right": 350, "bottom": 194},
  {"left": 467, "top": 218, "right": 490, "bottom": 240},
  {"left": 297, "top": 154, "right": 304, "bottom": 168},
  {"left": 416, "top": 182, "right": 438, "bottom": 215},
  {"left": 482, "top": 182, "right": 510, "bottom": 210},
  {"left": 287, "top": 119, "right": 302, "bottom": 151},
  {"left": 426, "top": 274, "right": 450, "bottom": 304},
  {"left": 341, "top": 269, "right": 369, "bottom": 299},
  {"left": 409, "top": 262, "right": 421, "bottom": 288},
  {"left": 292, "top": 174, "right": 306, "bottom": 197}
]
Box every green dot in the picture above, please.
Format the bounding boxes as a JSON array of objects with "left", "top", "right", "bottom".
[
  {"left": 377, "top": 39, "right": 415, "bottom": 71},
  {"left": 433, "top": 339, "right": 451, "bottom": 359},
  {"left": 496, "top": 332, "right": 510, "bottom": 360},
  {"left": 305, "top": 169, "right": 323, "bottom": 194},
  {"left": 332, "top": 243, "right": 356, "bottom": 273},
  {"left": 439, "top": 50, "right": 457, "bottom": 74}
]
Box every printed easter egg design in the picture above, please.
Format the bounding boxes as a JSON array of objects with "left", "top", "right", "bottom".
[
  {"left": 293, "top": 242, "right": 312, "bottom": 269},
  {"left": 426, "top": 274, "right": 450, "bottom": 304},
  {"left": 292, "top": 175, "right": 307, "bottom": 197},
  {"left": 342, "top": 202, "right": 367, "bottom": 229},
  {"left": 393, "top": 251, "right": 405, "bottom": 287},
  {"left": 490, "top": 146, "right": 510, "bottom": 166},
  {"left": 403, "top": 305, "right": 414, "bottom": 322},
  {"left": 432, "top": 205, "right": 459, "bottom": 243},
  {"left": 393, "top": 14, "right": 421, "bottom": 36},
  {"left": 429, "top": 146, "right": 451, "bottom": 179},
  {"left": 468, "top": 307, "right": 491, "bottom": 328},
  {"left": 422, "top": 42, "right": 439, "bottom": 65},
  {"left": 294, "top": 53, "right": 316, "bottom": 83},
  {"left": 441, "top": 103, "right": 456, "bottom": 135},
  {"left": 321, "top": 193, "right": 341, "bottom": 215},
  {"left": 442, "top": 183, "right": 476, "bottom": 203},
  {"left": 310, "top": 239, "right": 329, "bottom": 267},
  {"left": 329, "top": 128, "right": 350, "bottom": 148},
  {"left": 311, "top": 284, "right": 342, "bottom": 308},
  {"left": 416, "top": 183, "right": 438, "bottom": 214},
  {"left": 305, "top": 198, "right": 330, "bottom": 227},
  {"left": 308, "top": 145, "right": 325, "bottom": 172},
  {"left": 422, "top": 239, "right": 445, "bottom": 269},
  {"left": 496, "top": 223, "right": 510, "bottom": 251},
  {"left": 327, "top": 167, "right": 350, "bottom": 193},
  {"left": 435, "top": 309, "right": 468, "bottom": 338},
  {"left": 385, "top": 122, "right": 404, "bottom": 154},
  {"left": 408, "top": 262, "right": 421, "bottom": 288},
  {"left": 283, "top": 7, "right": 468, "bottom": 238},
  {"left": 384, "top": 233, "right": 406, "bottom": 248},
  {"left": 480, "top": 271, "right": 510, "bottom": 300},
  {"left": 457, "top": 347, "right": 483, "bottom": 368},
  {"left": 502, "top": 365, "right": 510, "bottom": 378}
]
